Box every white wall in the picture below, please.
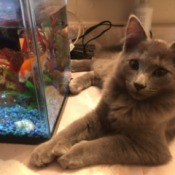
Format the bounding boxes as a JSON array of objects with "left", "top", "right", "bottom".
[
  {"left": 67, "top": 0, "right": 175, "bottom": 44},
  {"left": 67, "top": 0, "right": 136, "bottom": 25},
  {"left": 67, "top": 0, "right": 175, "bottom": 24},
  {"left": 151, "top": 0, "right": 175, "bottom": 24}
]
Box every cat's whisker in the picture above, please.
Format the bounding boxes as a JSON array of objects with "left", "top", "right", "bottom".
[{"left": 148, "top": 90, "right": 157, "bottom": 92}]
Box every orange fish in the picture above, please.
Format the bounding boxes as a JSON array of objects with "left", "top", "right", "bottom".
[{"left": 19, "top": 53, "right": 47, "bottom": 82}]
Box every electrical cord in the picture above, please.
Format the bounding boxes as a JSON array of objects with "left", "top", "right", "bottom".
[
  {"left": 72, "top": 20, "right": 124, "bottom": 54},
  {"left": 82, "top": 21, "right": 112, "bottom": 53}
]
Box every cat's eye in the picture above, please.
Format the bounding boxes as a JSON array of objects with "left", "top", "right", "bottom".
[
  {"left": 129, "top": 59, "right": 139, "bottom": 70},
  {"left": 153, "top": 68, "right": 168, "bottom": 77}
]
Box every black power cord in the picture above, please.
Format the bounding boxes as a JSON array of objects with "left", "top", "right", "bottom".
[
  {"left": 82, "top": 21, "right": 112, "bottom": 54},
  {"left": 72, "top": 20, "right": 124, "bottom": 56}
]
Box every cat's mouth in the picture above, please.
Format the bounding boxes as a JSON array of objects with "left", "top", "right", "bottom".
[
  {"left": 129, "top": 91, "right": 148, "bottom": 100},
  {"left": 125, "top": 80, "right": 157, "bottom": 100}
]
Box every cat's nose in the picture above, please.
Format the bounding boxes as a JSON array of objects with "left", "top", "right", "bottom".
[{"left": 134, "top": 82, "right": 146, "bottom": 91}]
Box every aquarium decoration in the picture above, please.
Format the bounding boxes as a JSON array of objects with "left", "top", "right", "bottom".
[{"left": 0, "top": 0, "right": 70, "bottom": 144}]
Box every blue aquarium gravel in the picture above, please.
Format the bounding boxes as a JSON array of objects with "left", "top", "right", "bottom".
[{"left": 0, "top": 105, "right": 49, "bottom": 138}]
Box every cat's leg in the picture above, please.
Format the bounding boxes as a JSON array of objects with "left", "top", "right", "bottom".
[
  {"left": 69, "top": 71, "right": 101, "bottom": 94},
  {"left": 58, "top": 134, "right": 171, "bottom": 169},
  {"left": 71, "top": 59, "right": 92, "bottom": 72},
  {"left": 30, "top": 111, "right": 104, "bottom": 167}
]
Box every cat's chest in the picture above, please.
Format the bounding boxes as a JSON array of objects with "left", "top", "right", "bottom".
[
  {"left": 107, "top": 97, "right": 134, "bottom": 124},
  {"left": 106, "top": 95, "right": 175, "bottom": 132}
]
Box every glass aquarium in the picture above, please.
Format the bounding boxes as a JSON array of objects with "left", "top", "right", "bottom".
[{"left": 0, "top": 0, "right": 70, "bottom": 144}]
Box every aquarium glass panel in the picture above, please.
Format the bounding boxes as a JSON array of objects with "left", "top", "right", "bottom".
[{"left": 0, "top": 0, "right": 70, "bottom": 144}]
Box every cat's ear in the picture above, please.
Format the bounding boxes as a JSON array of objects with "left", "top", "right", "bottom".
[{"left": 123, "top": 15, "right": 147, "bottom": 51}]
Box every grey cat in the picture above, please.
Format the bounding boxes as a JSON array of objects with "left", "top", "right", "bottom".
[{"left": 30, "top": 15, "right": 175, "bottom": 169}]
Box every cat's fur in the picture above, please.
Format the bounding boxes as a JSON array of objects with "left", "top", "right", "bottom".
[{"left": 30, "top": 15, "right": 175, "bottom": 169}]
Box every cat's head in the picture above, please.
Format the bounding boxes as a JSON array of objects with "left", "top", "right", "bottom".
[{"left": 118, "top": 15, "right": 175, "bottom": 100}]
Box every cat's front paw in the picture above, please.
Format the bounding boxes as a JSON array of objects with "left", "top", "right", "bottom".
[
  {"left": 58, "top": 153, "right": 84, "bottom": 169},
  {"left": 57, "top": 141, "right": 88, "bottom": 169},
  {"left": 30, "top": 142, "right": 55, "bottom": 167},
  {"left": 52, "top": 140, "right": 73, "bottom": 157},
  {"left": 69, "top": 80, "right": 84, "bottom": 94}
]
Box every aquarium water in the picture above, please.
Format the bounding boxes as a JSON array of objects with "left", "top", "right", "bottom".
[{"left": 0, "top": 0, "right": 70, "bottom": 144}]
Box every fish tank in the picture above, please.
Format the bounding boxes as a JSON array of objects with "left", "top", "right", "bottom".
[{"left": 0, "top": 0, "right": 70, "bottom": 144}]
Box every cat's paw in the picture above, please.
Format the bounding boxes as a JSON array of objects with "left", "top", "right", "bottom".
[
  {"left": 30, "top": 142, "right": 55, "bottom": 167},
  {"left": 52, "top": 141, "right": 72, "bottom": 157},
  {"left": 69, "top": 80, "right": 84, "bottom": 94},
  {"left": 58, "top": 153, "right": 84, "bottom": 169},
  {"left": 57, "top": 141, "right": 88, "bottom": 169}
]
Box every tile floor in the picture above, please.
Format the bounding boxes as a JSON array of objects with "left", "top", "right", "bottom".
[{"left": 0, "top": 73, "right": 175, "bottom": 175}]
